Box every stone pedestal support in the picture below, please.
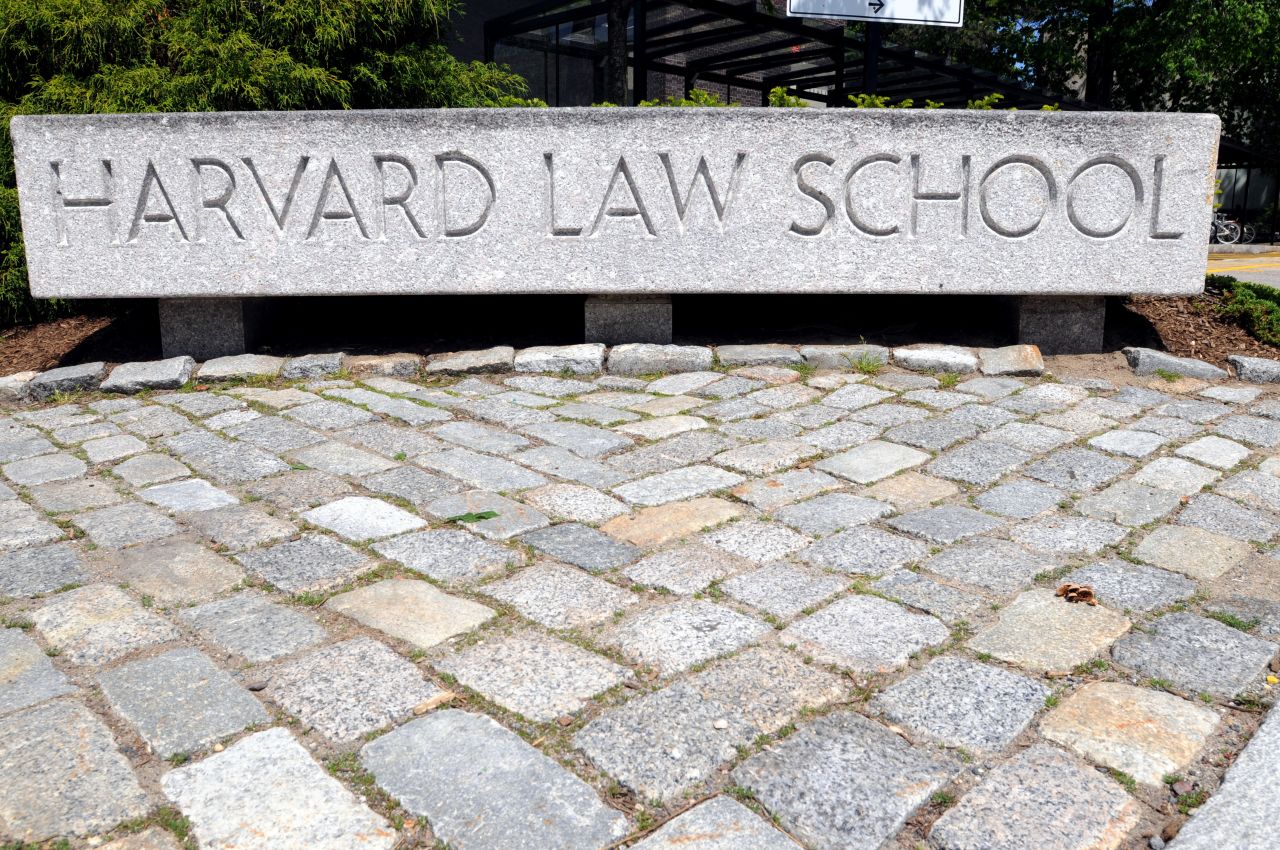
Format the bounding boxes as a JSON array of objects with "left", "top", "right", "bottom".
[
  {"left": 584, "top": 296, "right": 673, "bottom": 345},
  {"left": 1016, "top": 296, "right": 1107, "bottom": 355},
  {"left": 159, "top": 298, "right": 264, "bottom": 361}
]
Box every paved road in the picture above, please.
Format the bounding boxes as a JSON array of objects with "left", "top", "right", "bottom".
[{"left": 1209, "top": 252, "right": 1280, "bottom": 288}]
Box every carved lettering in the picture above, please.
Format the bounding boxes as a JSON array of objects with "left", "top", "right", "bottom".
[
  {"left": 789, "top": 153, "right": 836, "bottom": 237},
  {"left": 307, "top": 158, "right": 369, "bottom": 239},
  {"left": 244, "top": 156, "right": 310, "bottom": 232},
  {"left": 191, "top": 157, "right": 243, "bottom": 241},
  {"left": 659, "top": 152, "right": 746, "bottom": 231},
  {"left": 979, "top": 155, "right": 1058, "bottom": 238},
  {"left": 589, "top": 155, "right": 655, "bottom": 237},
  {"left": 910, "top": 153, "right": 970, "bottom": 237},
  {"left": 1149, "top": 156, "right": 1183, "bottom": 240},
  {"left": 544, "top": 152, "right": 582, "bottom": 237},
  {"left": 374, "top": 154, "right": 426, "bottom": 240},
  {"left": 128, "top": 160, "right": 187, "bottom": 243},
  {"left": 50, "top": 159, "right": 116, "bottom": 247},
  {"left": 1066, "top": 156, "right": 1144, "bottom": 239},
  {"left": 845, "top": 154, "right": 902, "bottom": 237},
  {"left": 437, "top": 152, "right": 495, "bottom": 238}
]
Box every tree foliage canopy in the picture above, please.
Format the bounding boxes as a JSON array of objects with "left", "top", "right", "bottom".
[
  {"left": 885, "top": 0, "right": 1280, "bottom": 152},
  {"left": 0, "top": 0, "right": 537, "bottom": 324}
]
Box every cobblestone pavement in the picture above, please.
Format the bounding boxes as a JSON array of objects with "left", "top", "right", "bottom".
[{"left": 4, "top": 352, "right": 1280, "bottom": 849}]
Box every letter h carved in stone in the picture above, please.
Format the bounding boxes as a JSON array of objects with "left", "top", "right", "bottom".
[{"left": 50, "top": 160, "right": 116, "bottom": 246}]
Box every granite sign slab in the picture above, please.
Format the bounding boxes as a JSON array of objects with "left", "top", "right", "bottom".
[{"left": 12, "top": 110, "right": 1216, "bottom": 299}]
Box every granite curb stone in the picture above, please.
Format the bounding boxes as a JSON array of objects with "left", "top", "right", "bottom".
[
  {"left": 281, "top": 352, "right": 345, "bottom": 379},
  {"left": 514, "top": 344, "right": 606, "bottom": 374},
  {"left": 26, "top": 362, "right": 107, "bottom": 400},
  {"left": 101, "top": 356, "right": 196, "bottom": 393},
  {"left": 426, "top": 346, "right": 515, "bottom": 374},
  {"left": 1227, "top": 354, "right": 1280, "bottom": 383},
  {"left": 1124, "top": 347, "right": 1228, "bottom": 380},
  {"left": 892, "top": 345, "right": 979, "bottom": 373},
  {"left": 607, "top": 344, "right": 714, "bottom": 375},
  {"left": 197, "top": 353, "right": 284, "bottom": 381}
]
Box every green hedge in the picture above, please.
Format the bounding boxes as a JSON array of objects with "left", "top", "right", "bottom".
[{"left": 1215, "top": 274, "right": 1280, "bottom": 348}]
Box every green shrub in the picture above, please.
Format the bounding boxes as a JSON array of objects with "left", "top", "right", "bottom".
[
  {"left": 639, "top": 88, "right": 736, "bottom": 107},
  {"left": 767, "top": 86, "right": 808, "bottom": 108},
  {"left": 1215, "top": 274, "right": 1280, "bottom": 348},
  {"left": 0, "top": 0, "right": 537, "bottom": 329}
]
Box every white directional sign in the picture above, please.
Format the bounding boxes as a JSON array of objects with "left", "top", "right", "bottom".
[{"left": 787, "top": 0, "right": 964, "bottom": 27}]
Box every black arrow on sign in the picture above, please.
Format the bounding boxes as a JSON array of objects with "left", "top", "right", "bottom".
[{"left": 869, "top": 0, "right": 885, "bottom": 11}]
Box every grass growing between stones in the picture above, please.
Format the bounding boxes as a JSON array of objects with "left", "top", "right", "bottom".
[
  {"left": 1206, "top": 610, "right": 1262, "bottom": 632},
  {"left": 112, "top": 806, "right": 196, "bottom": 849},
  {"left": 853, "top": 352, "right": 885, "bottom": 375}
]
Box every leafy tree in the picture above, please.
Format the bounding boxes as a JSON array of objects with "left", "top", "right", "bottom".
[
  {"left": 879, "top": 0, "right": 1280, "bottom": 150},
  {"left": 0, "top": 0, "right": 538, "bottom": 326}
]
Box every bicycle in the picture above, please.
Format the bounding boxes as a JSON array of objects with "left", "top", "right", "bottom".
[{"left": 1211, "top": 212, "right": 1241, "bottom": 244}]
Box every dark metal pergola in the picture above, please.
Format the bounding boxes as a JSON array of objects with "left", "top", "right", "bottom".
[
  {"left": 483, "top": 0, "right": 1080, "bottom": 109},
  {"left": 483, "top": 0, "right": 1277, "bottom": 237}
]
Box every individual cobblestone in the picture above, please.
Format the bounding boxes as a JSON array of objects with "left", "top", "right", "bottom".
[
  {"left": 888, "top": 505, "right": 1003, "bottom": 543},
  {"left": 1111, "top": 612, "right": 1276, "bottom": 697},
  {"left": 732, "top": 712, "right": 958, "bottom": 850},
  {"left": 374, "top": 528, "right": 517, "bottom": 583},
  {"left": 163, "top": 727, "right": 395, "bottom": 849},
  {"left": 928, "top": 744, "right": 1140, "bottom": 850},
  {"left": 32, "top": 584, "right": 180, "bottom": 665},
  {"left": 325, "top": 578, "right": 494, "bottom": 649},
  {"left": 870, "top": 657, "right": 1049, "bottom": 753},
  {"left": 236, "top": 533, "right": 373, "bottom": 592},
  {"left": 970, "top": 588, "right": 1131, "bottom": 673},
  {"left": 521, "top": 522, "right": 641, "bottom": 571},
  {"left": 180, "top": 591, "right": 326, "bottom": 662},
  {"left": 623, "top": 543, "right": 751, "bottom": 594},
  {"left": 630, "top": 797, "right": 802, "bottom": 850},
  {"left": 364, "top": 710, "right": 627, "bottom": 850},
  {"left": 269, "top": 637, "right": 439, "bottom": 741},
  {"left": 928, "top": 440, "right": 1031, "bottom": 485},
  {"left": 722, "top": 562, "right": 847, "bottom": 619},
  {"left": 800, "top": 526, "right": 928, "bottom": 574},
  {"left": 773, "top": 492, "right": 895, "bottom": 535},
  {"left": 1, "top": 700, "right": 149, "bottom": 841},
  {"left": 0, "top": 627, "right": 77, "bottom": 715},
  {"left": 438, "top": 631, "right": 630, "bottom": 722},
  {"left": 484, "top": 561, "right": 639, "bottom": 629},
  {"left": 0, "top": 543, "right": 87, "bottom": 596},
  {"left": 781, "top": 595, "right": 949, "bottom": 672},
  {"left": 609, "top": 599, "right": 769, "bottom": 675},
  {"left": 1039, "top": 681, "right": 1218, "bottom": 785},
  {"left": 872, "top": 570, "right": 987, "bottom": 624},
  {"left": 577, "top": 648, "right": 843, "bottom": 802},
  {"left": 1060, "top": 558, "right": 1196, "bottom": 612},
  {"left": 99, "top": 647, "right": 269, "bottom": 756}
]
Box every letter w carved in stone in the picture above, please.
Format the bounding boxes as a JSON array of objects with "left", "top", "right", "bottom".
[{"left": 659, "top": 152, "right": 747, "bottom": 232}]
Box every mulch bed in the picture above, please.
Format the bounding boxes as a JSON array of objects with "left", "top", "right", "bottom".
[
  {"left": 0, "top": 314, "right": 117, "bottom": 374},
  {"left": 1125, "top": 286, "right": 1280, "bottom": 368}
]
